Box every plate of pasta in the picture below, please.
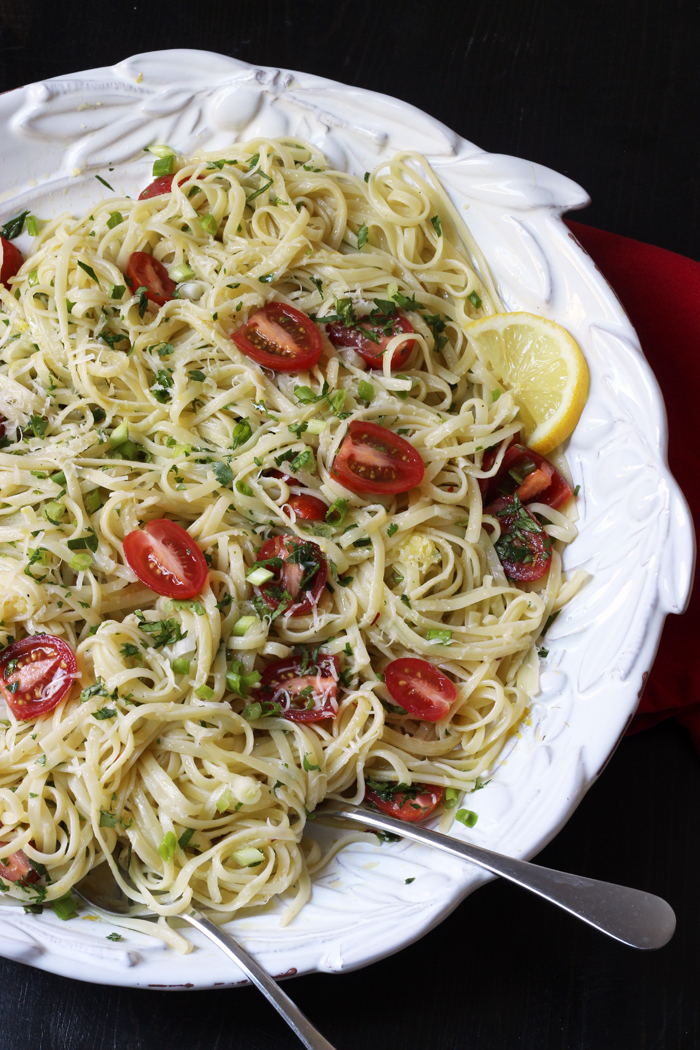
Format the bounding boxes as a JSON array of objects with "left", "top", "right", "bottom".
[{"left": 0, "top": 51, "right": 692, "bottom": 989}]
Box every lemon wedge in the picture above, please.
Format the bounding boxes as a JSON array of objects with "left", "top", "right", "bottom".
[{"left": 465, "top": 312, "right": 589, "bottom": 454}]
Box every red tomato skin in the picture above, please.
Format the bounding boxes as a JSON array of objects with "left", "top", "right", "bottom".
[
  {"left": 139, "top": 175, "right": 176, "bottom": 200},
  {"left": 258, "top": 653, "right": 340, "bottom": 722},
  {"left": 331, "top": 420, "right": 425, "bottom": 496},
  {"left": 0, "top": 635, "right": 77, "bottom": 720},
  {"left": 139, "top": 173, "right": 206, "bottom": 200},
  {"left": 125, "top": 252, "right": 176, "bottom": 306},
  {"left": 0, "top": 236, "right": 23, "bottom": 287},
  {"left": 385, "top": 657, "right": 457, "bottom": 722},
  {"left": 253, "top": 535, "right": 327, "bottom": 617},
  {"left": 0, "top": 846, "right": 37, "bottom": 884},
  {"left": 286, "top": 493, "right": 328, "bottom": 521},
  {"left": 483, "top": 443, "right": 572, "bottom": 509},
  {"left": 366, "top": 784, "right": 445, "bottom": 823},
  {"left": 327, "top": 312, "right": 415, "bottom": 371},
  {"left": 486, "top": 495, "right": 553, "bottom": 581},
  {"left": 232, "top": 303, "right": 322, "bottom": 372},
  {"left": 123, "top": 519, "right": 208, "bottom": 599}
]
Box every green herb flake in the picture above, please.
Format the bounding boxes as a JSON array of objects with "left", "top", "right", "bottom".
[
  {"left": 77, "top": 260, "right": 99, "bottom": 283},
  {"left": 212, "top": 461, "right": 233, "bottom": 487},
  {"left": 1, "top": 211, "right": 28, "bottom": 239}
]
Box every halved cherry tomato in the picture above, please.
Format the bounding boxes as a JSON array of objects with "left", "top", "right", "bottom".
[
  {"left": 331, "top": 420, "right": 424, "bottom": 496},
  {"left": 125, "top": 252, "right": 176, "bottom": 307},
  {"left": 0, "top": 846, "right": 37, "bottom": 884},
  {"left": 483, "top": 443, "right": 572, "bottom": 509},
  {"left": 286, "top": 493, "right": 328, "bottom": 521},
  {"left": 0, "top": 415, "right": 6, "bottom": 440},
  {"left": 385, "top": 657, "right": 457, "bottom": 722},
  {"left": 0, "top": 236, "right": 23, "bottom": 287},
  {"left": 232, "top": 303, "right": 322, "bottom": 372},
  {"left": 123, "top": 519, "right": 208, "bottom": 598},
  {"left": 365, "top": 782, "right": 445, "bottom": 823},
  {"left": 258, "top": 653, "right": 340, "bottom": 722},
  {"left": 139, "top": 173, "right": 206, "bottom": 200},
  {"left": 478, "top": 433, "right": 520, "bottom": 497},
  {"left": 252, "top": 535, "right": 327, "bottom": 617},
  {"left": 327, "top": 311, "right": 415, "bottom": 371},
  {"left": 0, "top": 635, "right": 77, "bottom": 720},
  {"left": 487, "top": 494, "right": 553, "bottom": 581}
]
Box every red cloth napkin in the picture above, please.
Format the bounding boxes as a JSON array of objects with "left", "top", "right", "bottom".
[{"left": 564, "top": 220, "right": 699, "bottom": 748}]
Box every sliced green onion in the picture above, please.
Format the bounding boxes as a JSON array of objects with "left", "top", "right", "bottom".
[
  {"left": 158, "top": 831, "right": 177, "bottom": 863},
  {"left": 109, "top": 422, "right": 129, "bottom": 448},
  {"left": 306, "top": 419, "right": 326, "bottom": 434},
  {"left": 246, "top": 565, "right": 274, "bottom": 586},
  {"left": 444, "top": 788, "right": 460, "bottom": 809},
  {"left": 27, "top": 269, "right": 39, "bottom": 287},
  {"left": 242, "top": 702, "right": 262, "bottom": 720},
  {"left": 455, "top": 808, "right": 478, "bottom": 828},
  {"left": 236, "top": 479, "right": 253, "bottom": 497},
  {"left": 325, "top": 498, "right": 348, "bottom": 527},
  {"left": 69, "top": 552, "right": 93, "bottom": 572},
  {"left": 169, "top": 263, "right": 195, "bottom": 282},
  {"left": 50, "top": 891, "right": 79, "bottom": 921},
  {"left": 84, "top": 489, "right": 103, "bottom": 514},
  {"left": 44, "top": 501, "right": 65, "bottom": 524},
  {"left": 232, "top": 847, "right": 264, "bottom": 867},
  {"left": 468, "top": 290, "right": 482, "bottom": 310},
  {"left": 26, "top": 215, "right": 39, "bottom": 237},
  {"left": 172, "top": 657, "right": 191, "bottom": 675},
  {"left": 426, "top": 628, "right": 452, "bottom": 645},
  {"left": 195, "top": 683, "right": 215, "bottom": 701},
  {"left": 357, "top": 379, "right": 374, "bottom": 404},
  {"left": 394, "top": 374, "right": 415, "bottom": 401},
  {"left": 107, "top": 212, "right": 123, "bottom": 230},
  {"left": 214, "top": 787, "right": 233, "bottom": 812},
  {"left": 152, "top": 154, "right": 175, "bottom": 177},
  {"left": 147, "top": 144, "right": 175, "bottom": 159},
  {"left": 231, "top": 615, "right": 256, "bottom": 637},
  {"left": 200, "top": 214, "right": 217, "bottom": 236},
  {"left": 51, "top": 471, "right": 66, "bottom": 487},
  {"left": 109, "top": 283, "right": 125, "bottom": 299},
  {"left": 116, "top": 439, "right": 137, "bottom": 460}
]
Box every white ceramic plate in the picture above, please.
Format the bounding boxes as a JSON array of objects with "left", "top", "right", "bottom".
[{"left": 0, "top": 50, "right": 693, "bottom": 990}]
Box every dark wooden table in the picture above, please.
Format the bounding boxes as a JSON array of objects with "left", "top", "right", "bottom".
[{"left": 0, "top": 2, "right": 698, "bottom": 1048}]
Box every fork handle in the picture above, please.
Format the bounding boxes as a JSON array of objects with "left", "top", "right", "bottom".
[
  {"left": 182, "top": 911, "right": 338, "bottom": 1050},
  {"left": 316, "top": 803, "right": 676, "bottom": 951}
]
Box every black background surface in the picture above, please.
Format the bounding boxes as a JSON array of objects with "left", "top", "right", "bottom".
[{"left": 0, "top": 2, "right": 698, "bottom": 1048}]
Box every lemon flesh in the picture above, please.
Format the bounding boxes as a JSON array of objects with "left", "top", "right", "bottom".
[{"left": 465, "top": 312, "right": 589, "bottom": 454}]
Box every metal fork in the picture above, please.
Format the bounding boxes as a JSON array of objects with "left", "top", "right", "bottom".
[
  {"left": 74, "top": 863, "right": 337, "bottom": 1050},
  {"left": 314, "top": 801, "right": 676, "bottom": 950}
]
